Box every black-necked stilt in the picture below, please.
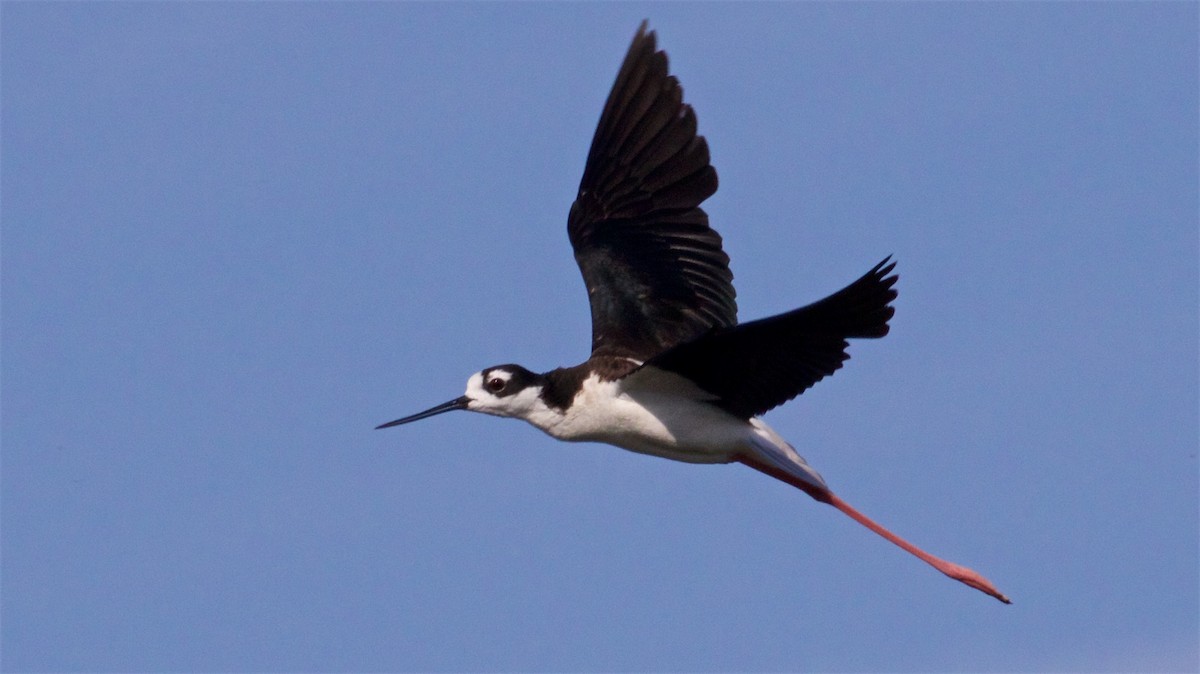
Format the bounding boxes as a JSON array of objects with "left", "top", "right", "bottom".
[{"left": 379, "top": 22, "right": 1009, "bottom": 604}]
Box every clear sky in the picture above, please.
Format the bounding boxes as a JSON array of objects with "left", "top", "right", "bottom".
[{"left": 3, "top": 3, "right": 1197, "bottom": 672}]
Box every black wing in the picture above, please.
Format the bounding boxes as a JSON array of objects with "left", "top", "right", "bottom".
[
  {"left": 647, "top": 258, "right": 898, "bottom": 419},
  {"left": 567, "top": 21, "right": 736, "bottom": 362}
]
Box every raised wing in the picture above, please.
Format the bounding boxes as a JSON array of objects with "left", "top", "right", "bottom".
[
  {"left": 567, "top": 21, "right": 736, "bottom": 362},
  {"left": 647, "top": 258, "right": 898, "bottom": 419}
]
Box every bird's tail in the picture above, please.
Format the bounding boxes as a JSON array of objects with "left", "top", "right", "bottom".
[{"left": 743, "top": 418, "right": 830, "bottom": 499}]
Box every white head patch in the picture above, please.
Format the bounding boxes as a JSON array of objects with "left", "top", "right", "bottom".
[{"left": 462, "top": 367, "right": 551, "bottom": 423}]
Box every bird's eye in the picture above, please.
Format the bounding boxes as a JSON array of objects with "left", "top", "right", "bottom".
[{"left": 486, "top": 377, "right": 505, "bottom": 393}]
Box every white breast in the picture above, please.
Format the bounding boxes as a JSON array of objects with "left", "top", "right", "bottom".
[{"left": 525, "top": 368, "right": 752, "bottom": 464}]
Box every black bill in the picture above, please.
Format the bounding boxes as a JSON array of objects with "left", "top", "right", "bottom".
[{"left": 375, "top": 395, "right": 471, "bottom": 429}]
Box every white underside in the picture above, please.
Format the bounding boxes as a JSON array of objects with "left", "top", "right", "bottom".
[{"left": 511, "top": 367, "right": 828, "bottom": 491}]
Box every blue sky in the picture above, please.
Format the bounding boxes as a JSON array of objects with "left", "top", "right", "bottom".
[{"left": 3, "top": 3, "right": 1197, "bottom": 672}]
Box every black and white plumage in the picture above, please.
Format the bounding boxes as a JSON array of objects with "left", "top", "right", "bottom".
[{"left": 378, "top": 22, "right": 1009, "bottom": 604}]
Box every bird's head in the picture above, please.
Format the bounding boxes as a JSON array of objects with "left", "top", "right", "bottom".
[{"left": 376, "top": 364, "right": 545, "bottom": 429}]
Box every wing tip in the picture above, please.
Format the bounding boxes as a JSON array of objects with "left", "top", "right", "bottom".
[
  {"left": 633, "top": 19, "right": 655, "bottom": 52},
  {"left": 873, "top": 254, "right": 899, "bottom": 284}
]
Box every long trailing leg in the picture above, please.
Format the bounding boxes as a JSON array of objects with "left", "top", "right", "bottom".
[{"left": 738, "top": 454, "right": 1011, "bottom": 604}]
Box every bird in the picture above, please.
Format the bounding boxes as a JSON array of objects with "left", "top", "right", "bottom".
[{"left": 378, "top": 21, "right": 1010, "bottom": 604}]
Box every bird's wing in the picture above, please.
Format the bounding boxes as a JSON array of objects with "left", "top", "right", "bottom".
[
  {"left": 646, "top": 258, "right": 898, "bottom": 419},
  {"left": 567, "top": 21, "right": 736, "bottom": 362}
]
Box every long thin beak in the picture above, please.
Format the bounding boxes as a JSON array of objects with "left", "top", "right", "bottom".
[{"left": 375, "top": 395, "right": 471, "bottom": 429}]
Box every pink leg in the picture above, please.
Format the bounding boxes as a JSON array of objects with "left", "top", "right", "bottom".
[{"left": 738, "top": 456, "right": 1011, "bottom": 604}]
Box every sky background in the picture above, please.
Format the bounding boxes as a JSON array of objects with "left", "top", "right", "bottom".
[{"left": 3, "top": 3, "right": 1197, "bottom": 672}]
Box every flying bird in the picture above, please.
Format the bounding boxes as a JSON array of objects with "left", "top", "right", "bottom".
[{"left": 379, "top": 21, "right": 1009, "bottom": 604}]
